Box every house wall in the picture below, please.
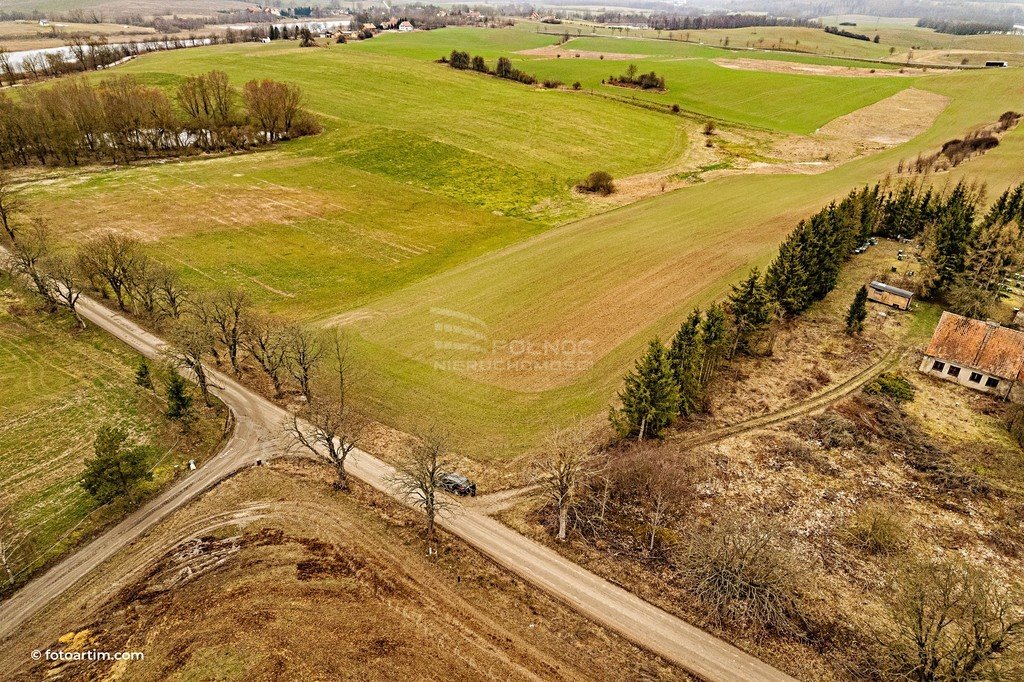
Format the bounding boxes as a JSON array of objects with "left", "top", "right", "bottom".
[{"left": 918, "top": 355, "right": 1014, "bottom": 399}]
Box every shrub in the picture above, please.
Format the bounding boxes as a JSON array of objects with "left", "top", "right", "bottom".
[
  {"left": 865, "top": 372, "right": 916, "bottom": 404},
  {"left": 842, "top": 504, "right": 907, "bottom": 555},
  {"left": 802, "top": 411, "right": 858, "bottom": 449},
  {"left": 703, "top": 120, "right": 715, "bottom": 136},
  {"left": 671, "top": 103, "right": 680, "bottom": 113},
  {"left": 449, "top": 50, "right": 471, "bottom": 70},
  {"left": 572, "top": 81, "right": 581, "bottom": 90},
  {"left": 576, "top": 170, "right": 615, "bottom": 196},
  {"left": 542, "top": 79, "right": 563, "bottom": 89},
  {"left": 289, "top": 110, "right": 323, "bottom": 138},
  {"left": 470, "top": 55, "right": 488, "bottom": 72},
  {"left": 677, "top": 518, "right": 804, "bottom": 633}
]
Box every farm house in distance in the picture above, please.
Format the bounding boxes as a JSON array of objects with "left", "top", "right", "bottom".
[
  {"left": 919, "top": 311, "right": 1024, "bottom": 400},
  {"left": 867, "top": 281, "right": 913, "bottom": 310}
]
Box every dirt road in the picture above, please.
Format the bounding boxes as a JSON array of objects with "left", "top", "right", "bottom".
[{"left": 0, "top": 288, "right": 795, "bottom": 682}]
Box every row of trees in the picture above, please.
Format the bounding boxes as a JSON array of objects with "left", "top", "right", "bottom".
[
  {"left": 608, "top": 178, "right": 1024, "bottom": 439},
  {"left": 0, "top": 71, "right": 319, "bottom": 168},
  {"left": 606, "top": 63, "right": 666, "bottom": 90},
  {"left": 444, "top": 50, "right": 539, "bottom": 85}
]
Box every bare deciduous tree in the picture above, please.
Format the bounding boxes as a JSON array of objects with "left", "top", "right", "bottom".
[
  {"left": 538, "top": 424, "right": 593, "bottom": 542},
  {"left": 392, "top": 432, "right": 453, "bottom": 551},
  {"left": 880, "top": 558, "right": 1023, "bottom": 681},
  {"left": 286, "top": 324, "right": 324, "bottom": 400},
  {"left": 127, "top": 254, "right": 162, "bottom": 318},
  {"left": 79, "top": 232, "right": 140, "bottom": 310},
  {"left": 168, "top": 320, "right": 216, "bottom": 405},
  {"left": 202, "top": 288, "right": 250, "bottom": 376},
  {"left": 47, "top": 252, "right": 86, "bottom": 328},
  {"left": 10, "top": 218, "right": 54, "bottom": 304},
  {"left": 0, "top": 169, "right": 23, "bottom": 242},
  {"left": 243, "top": 313, "right": 290, "bottom": 395},
  {"left": 155, "top": 265, "right": 186, "bottom": 319}
]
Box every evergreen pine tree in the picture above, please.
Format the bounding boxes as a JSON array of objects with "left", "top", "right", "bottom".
[
  {"left": 166, "top": 372, "right": 195, "bottom": 424},
  {"left": 727, "top": 269, "right": 775, "bottom": 356},
  {"left": 765, "top": 229, "right": 809, "bottom": 316},
  {"left": 699, "top": 303, "right": 728, "bottom": 384},
  {"left": 668, "top": 310, "right": 704, "bottom": 416},
  {"left": 846, "top": 286, "right": 869, "bottom": 335},
  {"left": 610, "top": 338, "right": 679, "bottom": 441},
  {"left": 81, "top": 426, "right": 154, "bottom": 505},
  {"left": 135, "top": 358, "right": 152, "bottom": 389}
]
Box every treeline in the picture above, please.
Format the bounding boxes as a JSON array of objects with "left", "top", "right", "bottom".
[
  {"left": 610, "top": 178, "right": 1024, "bottom": 439},
  {"left": 444, "top": 50, "right": 539, "bottom": 85},
  {"left": 1, "top": 217, "right": 337, "bottom": 408},
  {"left": 916, "top": 18, "right": 1014, "bottom": 35},
  {"left": 0, "top": 71, "right": 319, "bottom": 168},
  {"left": 568, "top": 11, "right": 820, "bottom": 31},
  {"left": 0, "top": 37, "right": 214, "bottom": 85},
  {"left": 824, "top": 25, "right": 872, "bottom": 42}
]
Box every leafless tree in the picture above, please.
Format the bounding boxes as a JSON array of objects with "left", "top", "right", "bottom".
[
  {"left": 0, "top": 170, "right": 23, "bottom": 242},
  {"left": 392, "top": 432, "right": 453, "bottom": 550},
  {"left": 47, "top": 252, "right": 86, "bottom": 328},
  {"left": 633, "top": 454, "right": 692, "bottom": 553},
  {"left": 168, "top": 320, "right": 216, "bottom": 405},
  {"left": 243, "top": 313, "right": 290, "bottom": 395},
  {"left": 9, "top": 218, "right": 54, "bottom": 304},
  {"left": 879, "top": 558, "right": 1023, "bottom": 681},
  {"left": 287, "top": 349, "right": 366, "bottom": 490},
  {"left": 155, "top": 265, "right": 186, "bottom": 319},
  {"left": 127, "top": 254, "right": 162, "bottom": 318},
  {"left": 538, "top": 424, "right": 593, "bottom": 541},
  {"left": 286, "top": 324, "right": 324, "bottom": 400},
  {"left": 202, "top": 288, "right": 250, "bottom": 376},
  {"left": 79, "top": 232, "right": 140, "bottom": 310}
]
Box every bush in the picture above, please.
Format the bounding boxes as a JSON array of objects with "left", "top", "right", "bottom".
[
  {"left": 842, "top": 504, "right": 907, "bottom": 555},
  {"left": 576, "top": 170, "right": 615, "bottom": 196},
  {"left": 542, "top": 78, "right": 563, "bottom": 89},
  {"left": 865, "top": 372, "right": 916, "bottom": 404},
  {"left": 801, "top": 411, "right": 859, "bottom": 449},
  {"left": 677, "top": 518, "right": 804, "bottom": 633},
  {"left": 572, "top": 81, "right": 581, "bottom": 90},
  {"left": 449, "top": 50, "right": 470, "bottom": 70},
  {"left": 470, "top": 55, "right": 488, "bottom": 72},
  {"left": 289, "top": 110, "right": 323, "bottom": 138}
]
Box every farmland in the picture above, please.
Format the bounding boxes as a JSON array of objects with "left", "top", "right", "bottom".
[
  {"left": 13, "top": 24, "right": 1024, "bottom": 460},
  {"left": 0, "top": 274, "right": 225, "bottom": 591}
]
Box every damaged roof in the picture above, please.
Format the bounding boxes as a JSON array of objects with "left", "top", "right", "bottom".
[{"left": 925, "top": 311, "right": 1024, "bottom": 380}]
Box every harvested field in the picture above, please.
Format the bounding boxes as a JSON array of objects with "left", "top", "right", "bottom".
[{"left": 713, "top": 57, "right": 928, "bottom": 77}]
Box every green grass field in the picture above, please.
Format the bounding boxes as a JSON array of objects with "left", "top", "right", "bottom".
[
  {"left": 0, "top": 275, "right": 224, "bottom": 590},
  {"left": 17, "top": 25, "right": 1024, "bottom": 461}
]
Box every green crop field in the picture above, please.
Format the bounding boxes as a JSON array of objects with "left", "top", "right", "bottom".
[
  {"left": 17, "top": 26, "right": 1024, "bottom": 461},
  {"left": 0, "top": 275, "right": 224, "bottom": 588}
]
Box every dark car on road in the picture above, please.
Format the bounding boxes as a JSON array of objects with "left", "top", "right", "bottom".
[{"left": 439, "top": 472, "right": 476, "bottom": 497}]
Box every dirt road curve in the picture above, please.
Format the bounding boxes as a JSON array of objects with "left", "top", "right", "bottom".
[{"left": 0, "top": 290, "right": 795, "bottom": 682}]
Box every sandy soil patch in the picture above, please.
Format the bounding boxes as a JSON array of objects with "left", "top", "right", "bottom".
[
  {"left": 815, "top": 87, "right": 950, "bottom": 146},
  {"left": 713, "top": 57, "right": 928, "bottom": 77},
  {"left": 517, "top": 44, "right": 643, "bottom": 60}
]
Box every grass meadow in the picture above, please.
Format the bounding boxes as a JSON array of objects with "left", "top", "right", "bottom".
[
  {"left": 0, "top": 275, "right": 224, "bottom": 589},
  {"left": 18, "top": 25, "right": 1024, "bottom": 459}
]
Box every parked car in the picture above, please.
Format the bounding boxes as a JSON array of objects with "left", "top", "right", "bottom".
[{"left": 439, "top": 472, "right": 476, "bottom": 497}]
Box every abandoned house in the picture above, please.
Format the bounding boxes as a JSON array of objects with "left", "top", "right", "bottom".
[
  {"left": 867, "top": 281, "right": 913, "bottom": 310},
  {"left": 919, "top": 311, "right": 1024, "bottom": 399}
]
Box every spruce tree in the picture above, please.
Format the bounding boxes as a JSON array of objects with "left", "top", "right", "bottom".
[
  {"left": 699, "top": 303, "right": 728, "bottom": 384},
  {"left": 765, "top": 230, "right": 809, "bottom": 316},
  {"left": 81, "top": 426, "right": 154, "bottom": 505},
  {"left": 846, "top": 286, "right": 869, "bottom": 335},
  {"left": 135, "top": 358, "right": 152, "bottom": 389},
  {"left": 668, "top": 310, "right": 704, "bottom": 416},
  {"left": 727, "top": 269, "right": 775, "bottom": 356},
  {"left": 166, "top": 372, "right": 195, "bottom": 424},
  {"left": 610, "top": 338, "right": 679, "bottom": 441}
]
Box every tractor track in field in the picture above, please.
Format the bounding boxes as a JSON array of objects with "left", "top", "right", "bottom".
[{"left": 680, "top": 347, "right": 905, "bottom": 448}]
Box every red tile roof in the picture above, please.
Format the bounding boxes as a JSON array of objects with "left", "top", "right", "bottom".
[{"left": 925, "top": 311, "right": 1024, "bottom": 380}]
